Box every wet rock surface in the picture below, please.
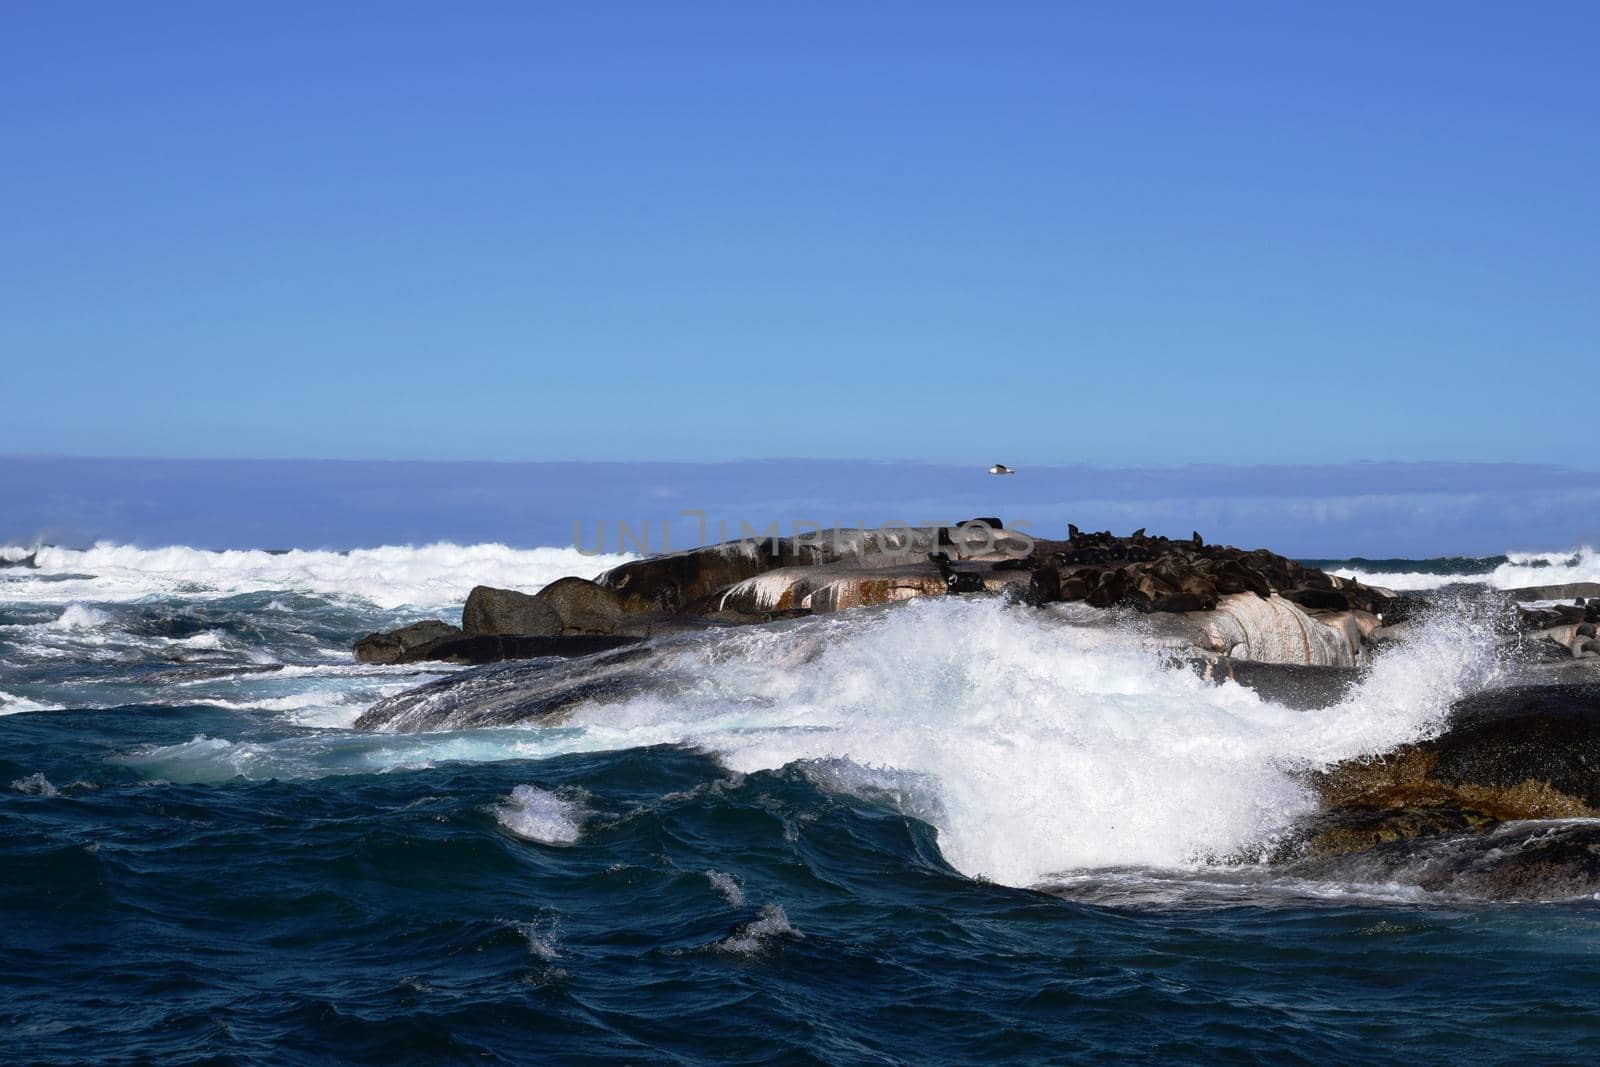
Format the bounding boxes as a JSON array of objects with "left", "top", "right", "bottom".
[
  {"left": 1283, "top": 819, "right": 1600, "bottom": 902},
  {"left": 1286, "top": 684, "right": 1600, "bottom": 864}
]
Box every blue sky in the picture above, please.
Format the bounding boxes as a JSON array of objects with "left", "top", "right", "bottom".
[{"left": 2, "top": 3, "right": 1596, "bottom": 465}]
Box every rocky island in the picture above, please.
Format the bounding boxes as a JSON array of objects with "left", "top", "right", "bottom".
[{"left": 353, "top": 521, "right": 1600, "bottom": 900}]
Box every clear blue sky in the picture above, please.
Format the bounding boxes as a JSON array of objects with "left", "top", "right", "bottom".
[{"left": 3, "top": 2, "right": 1596, "bottom": 465}]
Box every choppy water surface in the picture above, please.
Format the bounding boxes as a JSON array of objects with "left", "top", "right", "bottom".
[{"left": 4, "top": 543, "right": 1599, "bottom": 1063}]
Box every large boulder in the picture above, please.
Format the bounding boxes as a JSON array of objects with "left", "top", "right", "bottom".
[
  {"left": 537, "top": 576, "right": 628, "bottom": 634},
  {"left": 595, "top": 537, "right": 847, "bottom": 615},
  {"left": 462, "top": 586, "right": 561, "bottom": 636},
  {"left": 354, "top": 619, "right": 463, "bottom": 664}
]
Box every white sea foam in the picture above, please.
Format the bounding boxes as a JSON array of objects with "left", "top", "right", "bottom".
[
  {"left": 706, "top": 870, "right": 744, "bottom": 906},
  {"left": 510, "top": 912, "right": 563, "bottom": 960},
  {"left": 0, "top": 690, "right": 62, "bottom": 715},
  {"left": 714, "top": 904, "right": 797, "bottom": 956},
  {"left": 0, "top": 542, "right": 635, "bottom": 611},
  {"left": 1332, "top": 545, "right": 1600, "bottom": 592},
  {"left": 10, "top": 772, "right": 59, "bottom": 796},
  {"left": 493, "top": 785, "right": 586, "bottom": 845},
  {"left": 49, "top": 603, "right": 112, "bottom": 629}
]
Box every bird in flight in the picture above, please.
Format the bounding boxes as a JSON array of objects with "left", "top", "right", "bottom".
[{"left": 988, "top": 463, "right": 1016, "bottom": 475}]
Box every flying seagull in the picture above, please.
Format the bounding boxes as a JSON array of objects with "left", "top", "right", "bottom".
[{"left": 988, "top": 463, "right": 1016, "bottom": 475}]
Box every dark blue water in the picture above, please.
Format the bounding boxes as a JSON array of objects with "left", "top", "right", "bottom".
[
  {"left": 7, "top": 703, "right": 1600, "bottom": 1064},
  {"left": 5, "top": 546, "right": 1600, "bottom": 1063}
]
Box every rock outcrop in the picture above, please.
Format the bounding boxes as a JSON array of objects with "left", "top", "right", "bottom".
[
  {"left": 717, "top": 561, "right": 954, "bottom": 616},
  {"left": 1290, "top": 684, "right": 1600, "bottom": 859},
  {"left": 354, "top": 524, "right": 1405, "bottom": 668},
  {"left": 355, "top": 614, "right": 637, "bottom": 666},
  {"left": 1504, "top": 582, "right": 1600, "bottom": 602},
  {"left": 1282, "top": 819, "right": 1600, "bottom": 902},
  {"left": 354, "top": 620, "right": 463, "bottom": 664},
  {"left": 592, "top": 521, "right": 1026, "bottom": 615},
  {"left": 462, "top": 586, "right": 560, "bottom": 637}
]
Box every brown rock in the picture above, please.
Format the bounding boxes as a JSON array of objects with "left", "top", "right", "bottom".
[
  {"left": 462, "top": 586, "right": 560, "bottom": 636},
  {"left": 537, "top": 576, "right": 628, "bottom": 634}
]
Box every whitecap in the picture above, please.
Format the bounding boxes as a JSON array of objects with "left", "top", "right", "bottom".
[
  {"left": 0, "top": 689, "right": 62, "bottom": 715},
  {"left": 11, "top": 772, "right": 59, "bottom": 796},
  {"left": 706, "top": 870, "right": 744, "bottom": 906},
  {"left": 493, "top": 785, "right": 585, "bottom": 845},
  {"left": 714, "top": 904, "right": 797, "bottom": 956},
  {"left": 48, "top": 603, "right": 112, "bottom": 629}
]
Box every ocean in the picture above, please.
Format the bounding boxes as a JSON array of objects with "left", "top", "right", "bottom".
[{"left": 5, "top": 538, "right": 1600, "bottom": 1063}]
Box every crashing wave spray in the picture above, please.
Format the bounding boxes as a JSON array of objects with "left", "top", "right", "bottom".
[
  {"left": 120, "top": 596, "right": 1500, "bottom": 889},
  {"left": 559, "top": 597, "right": 1498, "bottom": 886}
]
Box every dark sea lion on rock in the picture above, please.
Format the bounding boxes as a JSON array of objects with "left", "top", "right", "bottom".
[{"left": 1028, "top": 530, "right": 1394, "bottom": 618}]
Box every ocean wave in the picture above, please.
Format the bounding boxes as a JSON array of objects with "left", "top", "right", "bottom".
[
  {"left": 706, "top": 870, "right": 744, "bottom": 906},
  {"left": 48, "top": 603, "right": 113, "bottom": 630},
  {"left": 1330, "top": 545, "right": 1600, "bottom": 591},
  {"left": 557, "top": 597, "right": 1491, "bottom": 886},
  {"left": 0, "top": 542, "right": 636, "bottom": 611},
  {"left": 9, "top": 772, "right": 59, "bottom": 796},
  {"left": 113, "top": 596, "right": 1496, "bottom": 888},
  {"left": 713, "top": 904, "right": 798, "bottom": 957},
  {"left": 0, "top": 690, "right": 63, "bottom": 716}
]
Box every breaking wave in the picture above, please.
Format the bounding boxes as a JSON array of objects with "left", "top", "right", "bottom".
[
  {"left": 115, "top": 596, "right": 1496, "bottom": 889},
  {"left": 1328, "top": 546, "right": 1600, "bottom": 592},
  {"left": 0, "top": 542, "right": 635, "bottom": 611}
]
